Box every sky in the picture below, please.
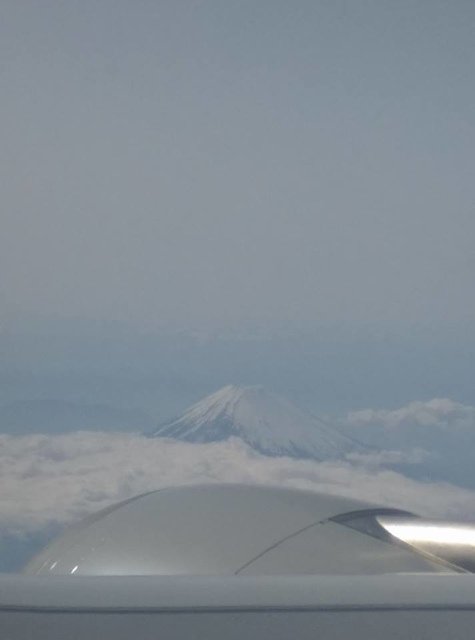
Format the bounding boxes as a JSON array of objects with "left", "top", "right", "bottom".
[{"left": 1, "top": 0, "right": 474, "bottom": 335}]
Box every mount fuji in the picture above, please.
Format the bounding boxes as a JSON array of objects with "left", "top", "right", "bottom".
[{"left": 151, "top": 385, "right": 364, "bottom": 461}]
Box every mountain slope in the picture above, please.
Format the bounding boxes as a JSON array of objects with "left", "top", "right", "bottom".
[{"left": 151, "top": 385, "right": 364, "bottom": 460}]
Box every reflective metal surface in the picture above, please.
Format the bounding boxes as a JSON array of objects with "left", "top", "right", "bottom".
[
  {"left": 24, "top": 484, "right": 458, "bottom": 577},
  {"left": 25, "top": 484, "right": 380, "bottom": 576},
  {"left": 15, "top": 485, "right": 475, "bottom": 638},
  {"left": 378, "top": 517, "right": 475, "bottom": 572},
  {"left": 239, "top": 520, "right": 451, "bottom": 575}
]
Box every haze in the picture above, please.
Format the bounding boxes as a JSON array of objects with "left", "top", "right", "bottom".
[{"left": 1, "top": 0, "right": 474, "bottom": 335}]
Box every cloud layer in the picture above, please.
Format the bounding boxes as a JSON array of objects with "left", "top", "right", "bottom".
[
  {"left": 2, "top": 431, "right": 475, "bottom": 537},
  {"left": 346, "top": 398, "right": 475, "bottom": 431}
]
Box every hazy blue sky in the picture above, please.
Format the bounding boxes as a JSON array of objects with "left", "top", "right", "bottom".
[{"left": 2, "top": 0, "right": 474, "bottom": 336}]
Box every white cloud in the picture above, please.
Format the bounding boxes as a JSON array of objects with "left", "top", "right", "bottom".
[
  {"left": 1, "top": 431, "right": 475, "bottom": 536},
  {"left": 346, "top": 448, "right": 430, "bottom": 466},
  {"left": 346, "top": 398, "right": 475, "bottom": 430}
]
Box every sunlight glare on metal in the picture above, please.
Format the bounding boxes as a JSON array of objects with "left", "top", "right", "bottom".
[{"left": 379, "top": 520, "right": 475, "bottom": 547}]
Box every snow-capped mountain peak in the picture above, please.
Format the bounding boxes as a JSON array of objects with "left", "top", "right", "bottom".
[{"left": 151, "top": 385, "right": 363, "bottom": 460}]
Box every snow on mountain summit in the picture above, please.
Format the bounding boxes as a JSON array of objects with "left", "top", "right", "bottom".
[{"left": 151, "top": 385, "right": 363, "bottom": 460}]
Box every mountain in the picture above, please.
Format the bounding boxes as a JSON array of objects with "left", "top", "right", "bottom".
[{"left": 151, "top": 385, "right": 364, "bottom": 460}]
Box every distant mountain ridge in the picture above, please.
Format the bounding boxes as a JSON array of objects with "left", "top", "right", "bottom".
[
  {"left": 0, "top": 399, "right": 154, "bottom": 434},
  {"left": 151, "top": 385, "right": 365, "bottom": 460}
]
